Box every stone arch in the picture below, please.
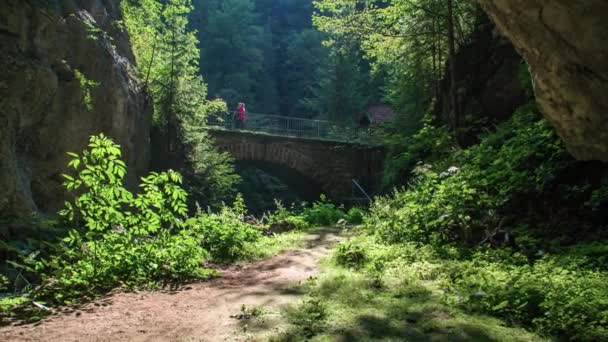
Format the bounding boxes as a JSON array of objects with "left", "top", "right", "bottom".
[
  {"left": 209, "top": 130, "right": 386, "bottom": 200},
  {"left": 234, "top": 160, "right": 323, "bottom": 202},
  {"left": 217, "top": 141, "right": 335, "bottom": 196}
]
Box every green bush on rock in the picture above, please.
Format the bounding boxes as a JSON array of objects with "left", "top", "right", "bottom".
[{"left": 367, "top": 105, "right": 568, "bottom": 246}]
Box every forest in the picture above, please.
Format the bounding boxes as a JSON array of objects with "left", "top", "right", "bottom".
[{"left": 0, "top": 0, "right": 607, "bottom": 341}]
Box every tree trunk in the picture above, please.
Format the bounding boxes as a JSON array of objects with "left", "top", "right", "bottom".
[
  {"left": 167, "top": 21, "right": 176, "bottom": 152},
  {"left": 447, "top": 0, "right": 460, "bottom": 143}
]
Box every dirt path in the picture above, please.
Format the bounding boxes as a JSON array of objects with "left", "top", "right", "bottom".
[{"left": 0, "top": 229, "right": 342, "bottom": 342}]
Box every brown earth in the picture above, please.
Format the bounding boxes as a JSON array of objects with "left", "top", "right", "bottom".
[{"left": 0, "top": 229, "right": 342, "bottom": 342}]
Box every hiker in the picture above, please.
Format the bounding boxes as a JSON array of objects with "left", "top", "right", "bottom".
[{"left": 235, "top": 102, "right": 246, "bottom": 129}]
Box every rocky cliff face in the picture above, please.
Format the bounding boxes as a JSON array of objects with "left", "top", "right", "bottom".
[
  {"left": 0, "top": 0, "right": 152, "bottom": 217},
  {"left": 478, "top": 0, "right": 608, "bottom": 161},
  {"left": 436, "top": 13, "right": 529, "bottom": 141}
]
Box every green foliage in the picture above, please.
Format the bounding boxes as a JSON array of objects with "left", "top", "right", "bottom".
[
  {"left": 441, "top": 246, "right": 608, "bottom": 340},
  {"left": 266, "top": 200, "right": 311, "bottom": 231},
  {"left": 286, "top": 29, "right": 329, "bottom": 116},
  {"left": 287, "top": 296, "right": 327, "bottom": 338},
  {"left": 81, "top": 17, "right": 102, "bottom": 41},
  {"left": 182, "top": 130, "right": 240, "bottom": 208},
  {"left": 0, "top": 296, "right": 32, "bottom": 318},
  {"left": 302, "top": 195, "right": 346, "bottom": 226},
  {"left": 73, "top": 69, "right": 99, "bottom": 111},
  {"left": 368, "top": 105, "right": 567, "bottom": 245},
  {"left": 121, "top": 0, "right": 240, "bottom": 208},
  {"left": 369, "top": 171, "right": 484, "bottom": 245},
  {"left": 382, "top": 114, "right": 453, "bottom": 188},
  {"left": 21, "top": 135, "right": 212, "bottom": 304},
  {"left": 0, "top": 275, "right": 7, "bottom": 291},
  {"left": 195, "top": 0, "right": 264, "bottom": 109},
  {"left": 586, "top": 179, "right": 608, "bottom": 210},
  {"left": 187, "top": 197, "right": 261, "bottom": 262},
  {"left": 518, "top": 61, "right": 534, "bottom": 93},
  {"left": 313, "top": 0, "right": 478, "bottom": 122},
  {"left": 306, "top": 46, "right": 371, "bottom": 122},
  {"left": 345, "top": 207, "right": 365, "bottom": 224},
  {"left": 334, "top": 240, "right": 366, "bottom": 269}
]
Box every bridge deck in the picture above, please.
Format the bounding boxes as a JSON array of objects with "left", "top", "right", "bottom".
[{"left": 207, "top": 112, "right": 377, "bottom": 145}]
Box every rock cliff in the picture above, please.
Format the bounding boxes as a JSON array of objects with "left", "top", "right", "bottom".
[
  {"left": 478, "top": 0, "right": 608, "bottom": 161},
  {"left": 0, "top": 0, "right": 151, "bottom": 217},
  {"left": 435, "top": 13, "right": 529, "bottom": 142}
]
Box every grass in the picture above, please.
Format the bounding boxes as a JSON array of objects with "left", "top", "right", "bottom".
[
  {"left": 242, "top": 227, "right": 331, "bottom": 261},
  {"left": 266, "top": 239, "right": 547, "bottom": 342}
]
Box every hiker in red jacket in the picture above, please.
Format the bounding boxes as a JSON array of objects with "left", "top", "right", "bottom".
[{"left": 235, "top": 102, "right": 246, "bottom": 129}]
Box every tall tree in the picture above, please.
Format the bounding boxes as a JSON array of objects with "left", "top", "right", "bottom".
[
  {"left": 313, "top": 0, "right": 478, "bottom": 133},
  {"left": 303, "top": 46, "right": 369, "bottom": 123},
  {"left": 121, "top": 0, "right": 239, "bottom": 208},
  {"left": 285, "top": 29, "right": 328, "bottom": 117},
  {"left": 196, "top": 0, "right": 264, "bottom": 111},
  {"left": 446, "top": 0, "right": 460, "bottom": 140}
]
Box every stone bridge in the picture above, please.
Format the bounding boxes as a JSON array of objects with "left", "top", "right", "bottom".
[{"left": 209, "top": 130, "right": 385, "bottom": 200}]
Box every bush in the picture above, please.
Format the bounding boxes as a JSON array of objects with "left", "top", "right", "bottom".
[
  {"left": 368, "top": 170, "right": 486, "bottom": 245},
  {"left": 382, "top": 115, "right": 453, "bottom": 189},
  {"left": 346, "top": 207, "right": 365, "bottom": 224},
  {"left": 187, "top": 210, "right": 261, "bottom": 263},
  {"left": 302, "top": 195, "right": 346, "bottom": 226},
  {"left": 367, "top": 105, "right": 568, "bottom": 245},
  {"left": 441, "top": 249, "right": 608, "bottom": 340},
  {"left": 9, "top": 135, "right": 213, "bottom": 305},
  {"left": 334, "top": 240, "right": 366, "bottom": 269},
  {"left": 266, "top": 200, "right": 310, "bottom": 231},
  {"left": 287, "top": 296, "right": 327, "bottom": 338}
]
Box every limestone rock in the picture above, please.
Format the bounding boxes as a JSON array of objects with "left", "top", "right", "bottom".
[
  {"left": 478, "top": 0, "right": 608, "bottom": 161},
  {"left": 436, "top": 13, "right": 529, "bottom": 140},
  {"left": 0, "top": 0, "right": 152, "bottom": 216}
]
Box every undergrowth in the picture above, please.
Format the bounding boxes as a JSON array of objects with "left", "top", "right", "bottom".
[
  {"left": 273, "top": 239, "right": 546, "bottom": 341},
  {"left": 0, "top": 135, "right": 332, "bottom": 323},
  {"left": 275, "top": 104, "right": 608, "bottom": 341}
]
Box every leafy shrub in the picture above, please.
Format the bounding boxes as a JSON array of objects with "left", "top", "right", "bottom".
[
  {"left": 350, "top": 236, "right": 608, "bottom": 340},
  {"left": 368, "top": 170, "right": 486, "bottom": 245},
  {"left": 346, "top": 207, "right": 365, "bottom": 224},
  {"left": 382, "top": 115, "right": 453, "bottom": 188},
  {"left": 334, "top": 241, "right": 366, "bottom": 269},
  {"left": 288, "top": 296, "right": 327, "bottom": 338},
  {"left": 187, "top": 208, "right": 261, "bottom": 263},
  {"left": 368, "top": 105, "right": 568, "bottom": 245},
  {"left": 266, "top": 200, "right": 310, "bottom": 231},
  {"left": 442, "top": 251, "right": 608, "bottom": 340},
  {"left": 302, "top": 195, "right": 346, "bottom": 226},
  {"left": 12, "top": 135, "right": 212, "bottom": 305},
  {"left": 586, "top": 179, "right": 608, "bottom": 210}
]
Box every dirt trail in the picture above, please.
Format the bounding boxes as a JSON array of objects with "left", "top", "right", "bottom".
[{"left": 0, "top": 229, "right": 342, "bottom": 342}]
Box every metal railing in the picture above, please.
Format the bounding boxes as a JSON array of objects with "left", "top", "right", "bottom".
[
  {"left": 352, "top": 179, "right": 372, "bottom": 203},
  {"left": 208, "top": 112, "right": 333, "bottom": 139}
]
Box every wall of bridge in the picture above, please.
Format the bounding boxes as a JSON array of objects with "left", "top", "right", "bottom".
[{"left": 209, "top": 130, "right": 385, "bottom": 199}]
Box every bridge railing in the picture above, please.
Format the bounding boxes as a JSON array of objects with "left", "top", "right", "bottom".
[{"left": 208, "top": 112, "right": 333, "bottom": 139}]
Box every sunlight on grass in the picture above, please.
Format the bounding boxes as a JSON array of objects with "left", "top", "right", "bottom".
[
  {"left": 268, "top": 240, "right": 547, "bottom": 342},
  {"left": 243, "top": 228, "right": 328, "bottom": 261}
]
